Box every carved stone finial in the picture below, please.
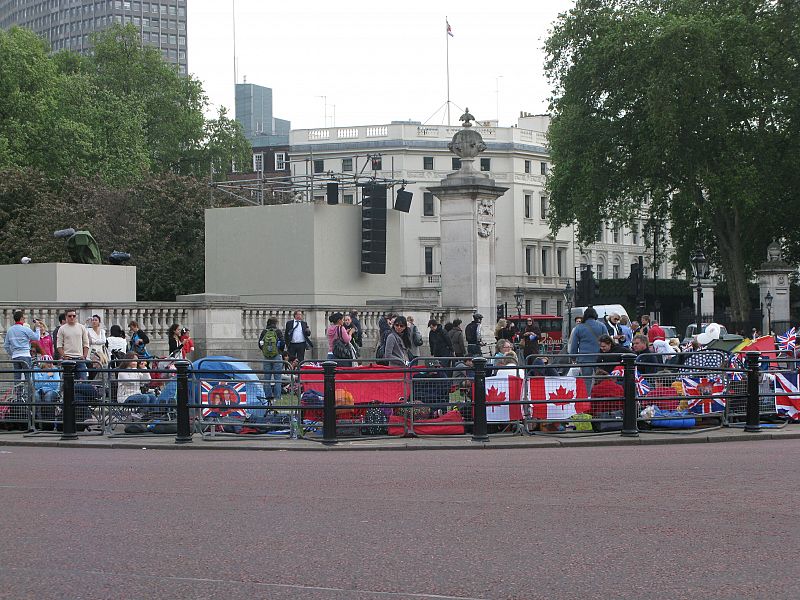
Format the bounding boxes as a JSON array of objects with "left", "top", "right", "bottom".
[
  {"left": 767, "top": 240, "right": 783, "bottom": 262},
  {"left": 459, "top": 108, "right": 475, "bottom": 128}
]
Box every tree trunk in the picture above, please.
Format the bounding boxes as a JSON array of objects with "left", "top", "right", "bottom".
[{"left": 710, "top": 204, "right": 751, "bottom": 325}]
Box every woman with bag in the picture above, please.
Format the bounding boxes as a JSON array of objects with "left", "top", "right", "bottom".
[
  {"left": 406, "top": 315, "right": 424, "bottom": 361},
  {"left": 87, "top": 314, "right": 109, "bottom": 366},
  {"left": 326, "top": 312, "right": 354, "bottom": 366}
]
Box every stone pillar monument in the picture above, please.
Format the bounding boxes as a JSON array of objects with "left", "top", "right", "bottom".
[
  {"left": 428, "top": 109, "right": 508, "bottom": 330},
  {"left": 755, "top": 241, "right": 794, "bottom": 333}
]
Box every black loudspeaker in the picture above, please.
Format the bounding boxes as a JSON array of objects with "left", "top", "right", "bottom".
[
  {"left": 326, "top": 182, "right": 339, "bottom": 205},
  {"left": 394, "top": 189, "right": 413, "bottom": 213},
  {"left": 361, "top": 183, "right": 387, "bottom": 274}
]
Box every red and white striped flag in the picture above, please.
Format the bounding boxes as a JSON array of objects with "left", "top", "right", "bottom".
[{"left": 529, "top": 377, "right": 591, "bottom": 420}]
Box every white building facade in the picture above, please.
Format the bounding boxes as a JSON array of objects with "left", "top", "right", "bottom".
[{"left": 289, "top": 115, "right": 673, "bottom": 317}]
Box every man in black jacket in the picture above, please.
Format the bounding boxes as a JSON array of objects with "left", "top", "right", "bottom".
[
  {"left": 284, "top": 310, "right": 312, "bottom": 363},
  {"left": 597, "top": 334, "right": 633, "bottom": 368},
  {"left": 632, "top": 333, "right": 661, "bottom": 374},
  {"left": 465, "top": 313, "right": 483, "bottom": 356},
  {"left": 427, "top": 320, "right": 454, "bottom": 359}
]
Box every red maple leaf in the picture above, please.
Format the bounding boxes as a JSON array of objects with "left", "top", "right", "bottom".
[
  {"left": 486, "top": 386, "right": 507, "bottom": 403},
  {"left": 548, "top": 385, "right": 575, "bottom": 406}
]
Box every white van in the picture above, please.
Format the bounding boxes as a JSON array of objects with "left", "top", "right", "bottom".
[{"left": 565, "top": 304, "right": 631, "bottom": 340}]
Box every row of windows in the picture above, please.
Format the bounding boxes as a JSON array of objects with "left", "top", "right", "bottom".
[
  {"left": 523, "top": 194, "right": 548, "bottom": 220},
  {"left": 307, "top": 155, "right": 549, "bottom": 175},
  {"left": 253, "top": 152, "right": 288, "bottom": 172},
  {"left": 15, "top": 1, "right": 185, "bottom": 20},
  {"left": 525, "top": 246, "right": 567, "bottom": 278},
  {"left": 37, "top": 14, "right": 184, "bottom": 32},
  {"left": 578, "top": 257, "right": 653, "bottom": 279}
]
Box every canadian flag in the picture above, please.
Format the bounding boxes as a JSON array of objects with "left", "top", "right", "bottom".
[
  {"left": 529, "top": 377, "right": 591, "bottom": 420},
  {"left": 485, "top": 370, "right": 524, "bottom": 422}
]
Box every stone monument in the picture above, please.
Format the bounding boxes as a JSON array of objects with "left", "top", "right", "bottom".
[
  {"left": 755, "top": 240, "right": 794, "bottom": 333},
  {"left": 427, "top": 109, "right": 508, "bottom": 331}
]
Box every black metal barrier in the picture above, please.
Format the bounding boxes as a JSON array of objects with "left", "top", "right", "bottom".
[{"left": 4, "top": 348, "right": 795, "bottom": 445}]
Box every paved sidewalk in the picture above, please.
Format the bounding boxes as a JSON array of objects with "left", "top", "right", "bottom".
[{"left": 0, "top": 423, "right": 797, "bottom": 451}]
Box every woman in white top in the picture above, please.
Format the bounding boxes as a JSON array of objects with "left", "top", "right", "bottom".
[
  {"left": 106, "top": 324, "right": 128, "bottom": 358},
  {"left": 87, "top": 314, "right": 108, "bottom": 364},
  {"left": 116, "top": 352, "right": 156, "bottom": 404}
]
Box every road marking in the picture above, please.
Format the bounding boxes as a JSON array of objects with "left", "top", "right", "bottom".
[{"left": 0, "top": 567, "right": 489, "bottom": 599}]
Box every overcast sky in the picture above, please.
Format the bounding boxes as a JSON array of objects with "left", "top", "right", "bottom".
[{"left": 187, "top": 0, "right": 575, "bottom": 130}]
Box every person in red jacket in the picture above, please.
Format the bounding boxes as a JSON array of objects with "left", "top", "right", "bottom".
[
  {"left": 590, "top": 369, "right": 625, "bottom": 411},
  {"left": 647, "top": 322, "right": 666, "bottom": 345},
  {"left": 179, "top": 328, "right": 195, "bottom": 361}
]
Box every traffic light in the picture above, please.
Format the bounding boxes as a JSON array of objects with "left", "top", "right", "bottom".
[
  {"left": 629, "top": 262, "right": 642, "bottom": 297},
  {"left": 578, "top": 266, "right": 597, "bottom": 306}
]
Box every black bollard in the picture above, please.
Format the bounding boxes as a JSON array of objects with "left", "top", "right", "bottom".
[
  {"left": 621, "top": 354, "right": 639, "bottom": 437},
  {"left": 60, "top": 361, "right": 78, "bottom": 441},
  {"left": 471, "top": 357, "right": 489, "bottom": 443},
  {"left": 175, "top": 361, "right": 192, "bottom": 443},
  {"left": 322, "top": 360, "right": 337, "bottom": 445},
  {"left": 744, "top": 351, "right": 761, "bottom": 432}
]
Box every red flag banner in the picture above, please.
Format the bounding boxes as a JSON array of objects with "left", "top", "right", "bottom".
[
  {"left": 529, "top": 377, "right": 591, "bottom": 420},
  {"left": 485, "top": 370, "right": 525, "bottom": 422},
  {"left": 299, "top": 365, "right": 406, "bottom": 405}
]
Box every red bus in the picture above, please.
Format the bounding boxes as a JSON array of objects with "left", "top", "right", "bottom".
[{"left": 506, "top": 314, "right": 564, "bottom": 352}]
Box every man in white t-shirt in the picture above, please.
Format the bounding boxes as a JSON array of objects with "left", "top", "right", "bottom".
[{"left": 56, "top": 309, "right": 90, "bottom": 379}]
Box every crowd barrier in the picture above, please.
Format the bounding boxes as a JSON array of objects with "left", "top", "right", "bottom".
[{"left": 0, "top": 349, "right": 793, "bottom": 444}]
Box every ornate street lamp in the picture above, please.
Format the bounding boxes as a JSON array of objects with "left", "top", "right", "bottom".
[
  {"left": 514, "top": 286, "right": 524, "bottom": 321},
  {"left": 563, "top": 280, "right": 574, "bottom": 338},
  {"left": 765, "top": 290, "right": 773, "bottom": 335},
  {"left": 690, "top": 248, "right": 708, "bottom": 338}
]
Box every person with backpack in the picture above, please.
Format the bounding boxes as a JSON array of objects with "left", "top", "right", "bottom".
[
  {"left": 406, "top": 315, "right": 424, "bottom": 361},
  {"left": 465, "top": 313, "right": 484, "bottom": 356},
  {"left": 259, "top": 317, "right": 285, "bottom": 402}
]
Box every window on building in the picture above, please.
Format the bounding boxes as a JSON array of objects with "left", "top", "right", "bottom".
[
  {"left": 313, "top": 159, "right": 324, "bottom": 174},
  {"left": 480, "top": 158, "right": 491, "bottom": 172},
  {"left": 613, "top": 263, "right": 621, "bottom": 278},
  {"left": 252, "top": 153, "right": 263, "bottom": 173},
  {"left": 556, "top": 248, "right": 565, "bottom": 277},
  {"left": 371, "top": 156, "right": 382, "bottom": 170},
  {"left": 424, "top": 247, "right": 434, "bottom": 275},
  {"left": 341, "top": 157, "right": 353, "bottom": 172},
  {"left": 596, "top": 224, "right": 603, "bottom": 242},
  {"left": 541, "top": 300, "right": 548, "bottom": 314},
  {"left": 540, "top": 161, "right": 548, "bottom": 175},
  {"left": 423, "top": 156, "right": 434, "bottom": 170},
  {"left": 524, "top": 194, "right": 532, "bottom": 219},
  {"left": 556, "top": 300, "right": 563, "bottom": 316},
  {"left": 423, "top": 192, "right": 435, "bottom": 217},
  {"left": 596, "top": 263, "right": 604, "bottom": 279},
  {"left": 541, "top": 247, "right": 550, "bottom": 277},
  {"left": 274, "top": 152, "right": 287, "bottom": 170},
  {"left": 452, "top": 157, "right": 461, "bottom": 170},
  {"left": 525, "top": 299, "right": 532, "bottom": 314},
  {"left": 540, "top": 196, "right": 548, "bottom": 220},
  {"left": 612, "top": 222, "right": 620, "bottom": 244},
  {"left": 524, "top": 160, "right": 531, "bottom": 174},
  {"left": 343, "top": 194, "right": 354, "bottom": 205},
  {"left": 632, "top": 224, "right": 639, "bottom": 245},
  {"left": 525, "top": 246, "right": 534, "bottom": 276}
]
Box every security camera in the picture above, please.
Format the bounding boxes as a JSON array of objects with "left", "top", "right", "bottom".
[{"left": 20, "top": 256, "right": 31, "bottom": 264}]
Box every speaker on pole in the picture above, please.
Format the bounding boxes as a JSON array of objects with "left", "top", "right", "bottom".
[
  {"left": 394, "top": 188, "right": 413, "bottom": 213},
  {"left": 326, "top": 182, "right": 339, "bottom": 205},
  {"left": 361, "top": 183, "right": 387, "bottom": 274}
]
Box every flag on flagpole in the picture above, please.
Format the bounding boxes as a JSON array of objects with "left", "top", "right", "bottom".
[
  {"left": 446, "top": 19, "right": 453, "bottom": 37},
  {"left": 777, "top": 327, "right": 797, "bottom": 354}
]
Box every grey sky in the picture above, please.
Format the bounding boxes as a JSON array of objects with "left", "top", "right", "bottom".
[{"left": 188, "top": 0, "right": 574, "bottom": 129}]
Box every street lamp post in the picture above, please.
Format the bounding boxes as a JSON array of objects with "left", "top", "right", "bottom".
[
  {"left": 563, "top": 280, "right": 574, "bottom": 338},
  {"left": 690, "top": 248, "right": 708, "bottom": 339},
  {"left": 765, "top": 290, "right": 773, "bottom": 335},
  {"left": 514, "top": 286, "right": 524, "bottom": 321}
]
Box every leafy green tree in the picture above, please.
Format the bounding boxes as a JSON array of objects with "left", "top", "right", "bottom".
[{"left": 544, "top": 0, "right": 800, "bottom": 323}]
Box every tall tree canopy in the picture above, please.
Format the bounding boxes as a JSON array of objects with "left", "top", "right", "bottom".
[{"left": 544, "top": 0, "right": 800, "bottom": 322}]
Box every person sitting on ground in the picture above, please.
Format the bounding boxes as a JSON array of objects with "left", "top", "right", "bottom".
[
  {"left": 633, "top": 333, "right": 662, "bottom": 374},
  {"left": 597, "top": 334, "right": 633, "bottom": 368},
  {"left": 33, "top": 355, "right": 61, "bottom": 404},
  {"left": 589, "top": 368, "right": 624, "bottom": 410},
  {"left": 116, "top": 352, "right": 158, "bottom": 406}
]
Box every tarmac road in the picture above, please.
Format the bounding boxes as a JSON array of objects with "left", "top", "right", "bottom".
[{"left": 0, "top": 441, "right": 797, "bottom": 600}]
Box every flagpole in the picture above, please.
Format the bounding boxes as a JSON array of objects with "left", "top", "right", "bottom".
[{"left": 446, "top": 16, "right": 450, "bottom": 126}]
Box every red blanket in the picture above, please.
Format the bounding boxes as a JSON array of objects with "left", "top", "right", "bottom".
[
  {"left": 388, "top": 410, "right": 465, "bottom": 436},
  {"left": 300, "top": 365, "right": 406, "bottom": 405}
]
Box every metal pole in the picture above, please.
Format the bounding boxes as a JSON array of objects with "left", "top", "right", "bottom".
[
  {"left": 695, "top": 279, "right": 703, "bottom": 338},
  {"left": 60, "top": 361, "right": 78, "bottom": 440},
  {"left": 471, "top": 357, "right": 489, "bottom": 442},
  {"left": 621, "top": 354, "right": 638, "bottom": 437},
  {"left": 175, "top": 361, "right": 192, "bottom": 444},
  {"left": 322, "top": 360, "right": 337, "bottom": 445},
  {"left": 744, "top": 351, "right": 761, "bottom": 432}
]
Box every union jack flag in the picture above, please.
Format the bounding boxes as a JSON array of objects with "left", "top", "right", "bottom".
[
  {"left": 610, "top": 365, "right": 625, "bottom": 378},
  {"left": 634, "top": 368, "right": 650, "bottom": 396},
  {"left": 200, "top": 380, "right": 248, "bottom": 419},
  {"left": 728, "top": 354, "right": 744, "bottom": 381},
  {"left": 777, "top": 327, "right": 797, "bottom": 354},
  {"left": 682, "top": 376, "right": 726, "bottom": 414},
  {"left": 774, "top": 371, "right": 800, "bottom": 420}
]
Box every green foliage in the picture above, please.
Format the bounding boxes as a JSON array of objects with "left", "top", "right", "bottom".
[{"left": 544, "top": 0, "right": 800, "bottom": 321}]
